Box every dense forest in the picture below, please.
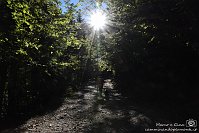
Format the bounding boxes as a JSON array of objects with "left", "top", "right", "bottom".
[
  {"left": 0, "top": 0, "right": 90, "bottom": 120},
  {"left": 1, "top": 0, "right": 199, "bottom": 131},
  {"left": 107, "top": 0, "right": 199, "bottom": 120},
  {"left": 108, "top": 0, "right": 199, "bottom": 102}
]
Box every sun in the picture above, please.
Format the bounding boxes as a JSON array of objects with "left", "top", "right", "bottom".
[{"left": 89, "top": 10, "right": 107, "bottom": 30}]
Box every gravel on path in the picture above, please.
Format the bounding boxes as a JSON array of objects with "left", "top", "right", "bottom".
[{"left": 1, "top": 80, "right": 154, "bottom": 133}]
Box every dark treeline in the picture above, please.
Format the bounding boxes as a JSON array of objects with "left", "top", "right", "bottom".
[
  {"left": 1, "top": 0, "right": 199, "bottom": 126},
  {"left": 107, "top": 0, "right": 199, "bottom": 118},
  {"left": 0, "top": 0, "right": 91, "bottom": 121}
]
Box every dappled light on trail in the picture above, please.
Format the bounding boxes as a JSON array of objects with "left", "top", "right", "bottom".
[
  {"left": 2, "top": 80, "right": 153, "bottom": 133},
  {"left": 1, "top": 0, "right": 199, "bottom": 132}
]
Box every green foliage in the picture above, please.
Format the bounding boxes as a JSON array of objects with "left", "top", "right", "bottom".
[{"left": 0, "top": 0, "right": 87, "bottom": 119}]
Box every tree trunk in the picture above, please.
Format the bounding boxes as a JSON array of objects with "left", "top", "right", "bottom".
[
  {"left": 0, "top": 62, "right": 8, "bottom": 116},
  {"left": 7, "top": 63, "right": 17, "bottom": 117}
]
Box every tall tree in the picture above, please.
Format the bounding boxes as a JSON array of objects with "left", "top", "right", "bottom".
[
  {"left": 107, "top": 0, "right": 199, "bottom": 102},
  {"left": 0, "top": 0, "right": 87, "bottom": 119}
]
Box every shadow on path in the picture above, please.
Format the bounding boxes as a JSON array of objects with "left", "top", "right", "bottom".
[
  {"left": 1, "top": 80, "right": 166, "bottom": 133},
  {"left": 80, "top": 80, "right": 154, "bottom": 133}
]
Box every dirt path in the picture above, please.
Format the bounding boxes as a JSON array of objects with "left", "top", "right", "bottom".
[{"left": 1, "top": 80, "right": 154, "bottom": 133}]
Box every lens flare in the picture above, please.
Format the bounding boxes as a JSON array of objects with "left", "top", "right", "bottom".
[{"left": 89, "top": 10, "right": 106, "bottom": 30}]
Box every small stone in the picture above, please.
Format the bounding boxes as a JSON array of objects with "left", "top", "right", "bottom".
[{"left": 60, "top": 116, "right": 64, "bottom": 119}]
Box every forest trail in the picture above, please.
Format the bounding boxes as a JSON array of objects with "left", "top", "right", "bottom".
[{"left": 2, "top": 80, "right": 154, "bottom": 133}]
